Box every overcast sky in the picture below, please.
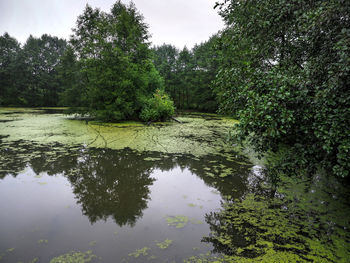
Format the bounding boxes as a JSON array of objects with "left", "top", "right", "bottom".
[{"left": 0, "top": 0, "right": 224, "bottom": 48}]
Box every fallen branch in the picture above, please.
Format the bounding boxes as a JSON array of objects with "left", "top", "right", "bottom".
[{"left": 171, "top": 117, "right": 183, "bottom": 124}]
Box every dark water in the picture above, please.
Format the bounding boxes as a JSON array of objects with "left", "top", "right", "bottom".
[{"left": 0, "top": 138, "right": 255, "bottom": 262}]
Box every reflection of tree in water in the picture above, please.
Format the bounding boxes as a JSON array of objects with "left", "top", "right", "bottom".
[
  {"left": 67, "top": 148, "right": 155, "bottom": 226},
  {"left": 0, "top": 139, "right": 254, "bottom": 227}
]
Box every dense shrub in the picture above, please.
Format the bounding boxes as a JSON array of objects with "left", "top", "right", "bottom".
[{"left": 139, "top": 89, "right": 175, "bottom": 122}]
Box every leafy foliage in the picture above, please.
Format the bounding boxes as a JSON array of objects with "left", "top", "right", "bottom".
[
  {"left": 152, "top": 36, "right": 221, "bottom": 112},
  {"left": 214, "top": 0, "right": 350, "bottom": 177},
  {"left": 68, "top": 1, "right": 165, "bottom": 121},
  {"left": 140, "top": 89, "right": 175, "bottom": 122},
  {"left": 0, "top": 33, "right": 66, "bottom": 106}
]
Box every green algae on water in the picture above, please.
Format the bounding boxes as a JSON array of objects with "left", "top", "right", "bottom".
[
  {"left": 128, "top": 247, "right": 150, "bottom": 258},
  {"left": 88, "top": 241, "right": 97, "bottom": 247},
  {"left": 0, "top": 108, "right": 243, "bottom": 158},
  {"left": 29, "top": 257, "right": 39, "bottom": 263},
  {"left": 199, "top": 172, "right": 350, "bottom": 263},
  {"left": 155, "top": 239, "right": 173, "bottom": 249},
  {"left": 166, "top": 215, "right": 189, "bottom": 228},
  {"left": 49, "top": 250, "right": 96, "bottom": 263},
  {"left": 6, "top": 248, "right": 14, "bottom": 253},
  {"left": 37, "top": 239, "right": 48, "bottom": 245}
]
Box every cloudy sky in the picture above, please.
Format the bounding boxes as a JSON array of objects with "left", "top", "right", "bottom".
[{"left": 0, "top": 0, "right": 224, "bottom": 48}]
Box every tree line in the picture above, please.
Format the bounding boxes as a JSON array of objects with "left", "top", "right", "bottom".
[
  {"left": 0, "top": 0, "right": 349, "bottom": 178},
  {"left": 0, "top": 33, "right": 66, "bottom": 106},
  {"left": 0, "top": 1, "right": 221, "bottom": 116}
]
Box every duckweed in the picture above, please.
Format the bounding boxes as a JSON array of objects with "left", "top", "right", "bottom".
[
  {"left": 128, "top": 247, "right": 150, "bottom": 258},
  {"left": 166, "top": 215, "right": 189, "bottom": 228},
  {"left": 156, "top": 239, "right": 173, "bottom": 249},
  {"left": 37, "top": 239, "right": 48, "bottom": 245},
  {"left": 49, "top": 250, "right": 96, "bottom": 263}
]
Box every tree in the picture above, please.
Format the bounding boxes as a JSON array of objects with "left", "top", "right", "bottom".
[
  {"left": 152, "top": 44, "right": 179, "bottom": 104},
  {"left": 152, "top": 40, "right": 221, "bottom": 112},
  {"left": 69, "top": 1, "right": 169, "bottom": 121},
  {"left": 57, "top": 46, "right": 85, "bottom": 108},
  {"left": 192, "top": 34, "right": 221, "bottom": 112},
  {"left": 214, "top": 0, "right": 350, "bottom": 178},
  {"left": 0, "top": 33, "right": 21, "bottom": 105},
  {"left": 21, "top": 34, "right": 67, "bottom": 106}
]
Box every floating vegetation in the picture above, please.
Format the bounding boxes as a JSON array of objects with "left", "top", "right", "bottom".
[
  {"left": 182, "top": 195, "right": 188, "bottom": 199},
  {"left": 88, "top": 241, "right": 97, "bottom": 247},
  {"left": 0, "top": 110, "right": 243, "bottom": 158},
  {"left": 37, "top": 182, "right": 47, "bottom": 185},
  {"left": 184, "top": 252, "right": 212, "bottom": 263},
  {"left": 29, "top": 257, "right": 39, "bottom": 263},
  {"left": 165, "top": 215, "right": 204, "bottom": 228},
  {"left": 155, "top": 239, "right": 173, "bottom": 249},
  {"left": 187, "top": 203, "right": 196, "bottom": 208},
  {"left": 114, "top": 231, "right": 118, "bottom": 235},
  {"left": 190, "top": 219, "right": 204, "bottom": 225},
  {"left": 49, "top": 250, "right": 96, "bottom": 263},
  {"left": 148, "top": 255, "right": 157, "bottom": 260},
  {"left": 37, "top": 239, "right": 48, "bottom": 245},
  {"left": 6, "top": 248, "right": 14, "bottom": 252},
  {"left": 144, "top": 157, "right": 162, "bottom": 161},
  {"left": 166, "top": 215, "right": 189, "bottom": 228},
  {"left": 210, "top": 190, "right": 220, "bottom": 195},
  {"left": 200, "top": 173, "right": 350, "bottom": 262},
  {"left": 128, "top": 247, "right": 150, "bottom": 258}
]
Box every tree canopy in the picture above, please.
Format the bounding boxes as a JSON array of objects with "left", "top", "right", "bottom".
[
  {"left": 66, "top": 1, "right": 172, "bottom": 121},
  {"left": 214, "top": 0, "right": 350, "bottom": 178}
]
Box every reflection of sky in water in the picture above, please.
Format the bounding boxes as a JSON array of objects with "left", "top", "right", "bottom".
[{"left": 0, "top": 146, "right": 250, "bottom": 262}]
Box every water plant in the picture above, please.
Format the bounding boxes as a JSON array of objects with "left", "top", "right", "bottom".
[
  {"left": 155, "top": 239, "right": 173, "bottom": 249},
  {"left": 37, "top": 239, "right": 48, "bottom": 245},
  {"left": 49, "top": 250, "right": 96, "bottom": 263},
  {"left": 128, "top": 247, "right": 150, "bottom": 258},
  {"left": 166, "top": 215, "right": 189, "bottom": 228}
]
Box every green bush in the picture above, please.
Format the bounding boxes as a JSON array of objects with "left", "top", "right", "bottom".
[{"left": 140, "top": 89, "right": 175, "bottom": 122}]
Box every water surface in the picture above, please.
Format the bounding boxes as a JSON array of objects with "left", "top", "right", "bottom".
[{"left": 0, "top": 108, "right": 253, "bottom": 262}]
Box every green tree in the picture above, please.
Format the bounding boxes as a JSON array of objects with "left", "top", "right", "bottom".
[
  {"left": 69, "top": 1, "right": 169, "bottom": 121},
  {"left": 57, "top": 46, "right": 85, "bottom": 109},
  {"left": 152, "top": 39, "right": 221, "bottom": 112},
  {"left": 0, "top": 33, "right": 21, "bottom": 105},
  {"left": 192, "top": 34, "right": 221, "bottom": 112},
  {"left": 214, "top": 0, "right": 350, "bottom": 178},
  {"left": 152, "top": 44, "right": 179, "bottom": 104},
  {"left": 21, "top": 34, "right": 66, "bottom": 106}
]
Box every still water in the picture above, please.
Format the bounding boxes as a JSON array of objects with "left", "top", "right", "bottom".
[{"left": 0, "top": 109, "right": 254, "bottom": 262}]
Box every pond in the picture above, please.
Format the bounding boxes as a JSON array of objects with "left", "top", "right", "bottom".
[
  {"left": 0, "top": 108, "right": 254, "bottom": 262},
  {"left": 0, "top": 108, "right": 349, "bottom": 263}
]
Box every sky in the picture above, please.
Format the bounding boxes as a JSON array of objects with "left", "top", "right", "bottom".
[{"left": 0, "top": 0, "right": 224, "bottom": 49}]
